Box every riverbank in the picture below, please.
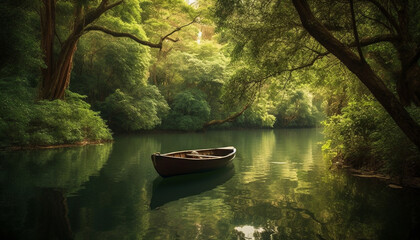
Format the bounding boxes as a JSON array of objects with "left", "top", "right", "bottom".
[
  {"left": 2, "top": 139, "right": 113, "bottom": 151},
  {"left": 1, "top": 128, "right": 274, "bottom": 151},
  {"left": 330, "top": 160, "right": 420, "bottom": 189}
]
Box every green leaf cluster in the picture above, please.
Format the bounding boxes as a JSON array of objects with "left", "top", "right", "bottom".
[
  {"left": 274, "top": 90, "right": 322, "bottom": 128},
  {"left": 72, "top": 30, "right": 151, "bottom": 103},
  {"left": 161, "top": 90, "right": 210, "bottom": 131},
  {"left": 236, "top": 98, "right": 276, "bottom": 128},
  {"left": 99, "top": 86, "right": 169, "bottom": 132},
  {"left": 0, "top": 0, "right": 42, "bottom": 83},
  {"left": 0, "top": 79, "right": 112, "bottom": 147},
  {"left": 152, "top": 39, "right": 231, "bottom": 126},
  {"left": 323, "top": 100, "right": 420, "bottom": 176}
]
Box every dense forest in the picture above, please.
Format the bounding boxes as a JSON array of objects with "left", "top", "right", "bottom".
[{"left": 1, "top": 0, "right": 419, "bottom": 179}]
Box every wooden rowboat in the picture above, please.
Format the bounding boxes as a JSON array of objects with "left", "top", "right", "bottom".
[{"left": 151, "top": 146, "right": 236, "bottom": 177}]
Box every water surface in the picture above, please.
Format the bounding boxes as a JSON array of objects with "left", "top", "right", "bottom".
[{"left": 1, "top": 129, "right": 419, "bottom": 239}]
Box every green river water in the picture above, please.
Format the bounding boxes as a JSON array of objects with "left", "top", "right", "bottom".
[{"left": 1, "top": 129, "right": 419, "bottom": 239}]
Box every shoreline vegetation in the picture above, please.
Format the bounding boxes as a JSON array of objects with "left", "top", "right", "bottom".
[
  {"left": 1, "top": 127, "right": 316, "bottom": 151},
  {"left": 331, "top": 163, "right": 420, "bottom": 190},
  {"left": 1, "top": 139, "right": 113, "bottom": 151}
]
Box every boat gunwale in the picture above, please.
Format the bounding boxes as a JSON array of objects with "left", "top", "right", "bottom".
[{"left": 154, "top": 146, "right": 236, "bottom": 161}]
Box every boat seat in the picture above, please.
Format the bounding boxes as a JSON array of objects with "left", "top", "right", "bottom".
[{"left": 186, "top": 154, "right": 222, "bottom": 158}]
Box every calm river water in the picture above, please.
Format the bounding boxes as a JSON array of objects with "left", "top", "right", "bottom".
[{"left": 1, "top": 129, "right": 419, "bottom": 239}]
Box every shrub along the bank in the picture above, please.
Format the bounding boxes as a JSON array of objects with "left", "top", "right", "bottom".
[
  {"left": 322, "top": 100, "right": 420, "bottom": 177},
  {"left": 98, "top": 86, "right": 169, "bottom": 133},
  {"left": 160, "top": 90, "right": 211, "bottom": 131},
  {"left": 0, "top": 79, "right": 112, "bottom": 147}
]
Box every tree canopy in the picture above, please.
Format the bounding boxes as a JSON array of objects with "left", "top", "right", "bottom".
[{"left": 214, "top": 0, "right": 420, "bottom": 148}]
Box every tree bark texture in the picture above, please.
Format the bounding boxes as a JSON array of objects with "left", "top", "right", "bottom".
[
  {"left": 39, "top": 0, "right": 83, "bottom": 100},
  {"left": 40, "top": 0, "right": 56, "bottom": 99},
  {"left": 292, "top": 0, "right": 420, "bottom": 149}
]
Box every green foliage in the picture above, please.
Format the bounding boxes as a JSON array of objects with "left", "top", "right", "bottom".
[
  {"left": 99, "top": 86, "right": 169, "bottom": 132},
  {"left": 213, "top": 0, "right": 420, "bottom": 180},
  {"left": 322, "top": 100, "right": 420, "bottom": 176},
  {"left": 220, "top": 65, "right": 259, "bottom": 107},
  {"left": 371, "top": 107, "right": 420, "bottom": 177},
  {"left": 71, "top": 9, "right": 170, "bottom": 134},
  {"left": 70, "top": 2, "right": 195, "bottom": 134},
  {"left": 29, "top": 92, "right": 112, "bottom": 145},
  {"left": 139, "top": 0, "right": 197, "bottom": 43},
  {"left": 274, "top": 90, "right": 322, "bottom": 128},
  {"left": 0, "top": 78, "right": 33, "bottom": 146},
  {"left": 0, "top": 79, "right": 112, "bottom": 147},
  {"left": 72, "top": 31, "right": 151, "bottom": 103},
  {"left": 161, "top": 90, "right": 210, "bottom": 131},
  {"left": 151, "top": 39, "right": 230, "bottom": 124},
  {"left": 153, "top": 41, "right": 228, "bottom": 94},
  {"left": 235, "top": 99, "right": 276, "bottom": 128},
  {"left": 0, "top": 0, "right": 42, "bottom": 82}
]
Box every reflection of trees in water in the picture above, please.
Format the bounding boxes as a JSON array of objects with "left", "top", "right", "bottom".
[
  {"left": 222, "top": 179, "right": 327, "bottom": 239},
  {"left": 101, "top": 135, "right": 161, "bottom": 181},
  {"left": 140, "top": 129, "right": 328, "bottom": 239},
  {"left": 3, "top": 130, "right": 419, "bottom": 240},
  {"left": 0, "top": 144, "right": 112, "bottom": 239},
  {"left": 2, "top": 144, "right": 112, "bottom": 191},
  {"left": 66, "top": 135, "right": 162, "bottom": 239},
  {"left": 305, "top": 173, "right": 420, "bottom": 240},
  {"left": 29, "top": 188, "right": 73, "bottom": 240},
  {"left": 68, "top": 135, "right": 239, "bottom": 240},
  {"left": 67, "top": 130, "right": 418, "bottom": 240},
  {"left": 219, "top": 129, "right": 393, "bottom": 239},
  {"left": 141, "top": 129, "right": 327, "bottom": 239}
]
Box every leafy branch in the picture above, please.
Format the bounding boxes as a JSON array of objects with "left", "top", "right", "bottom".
[{"left": 85, "top": 17, "right": 198, "bottom": 49}]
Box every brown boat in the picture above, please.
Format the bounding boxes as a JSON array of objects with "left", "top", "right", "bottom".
[{"left": 151, "top": 146, "right": 236, "bottom": 177}]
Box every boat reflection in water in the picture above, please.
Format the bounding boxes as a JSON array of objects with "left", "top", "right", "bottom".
[{"left": 150, "top": 164, "right": 235, "bottom": 209}]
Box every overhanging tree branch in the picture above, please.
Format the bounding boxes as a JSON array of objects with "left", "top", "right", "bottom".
[
  {"left": 276, "top": 35, "right": 396, "bottom": 74},
  {"left": 85, "top": 17, "right": 197, "bottom": 49},
  {"left": 363, "top": 0, "right": 400, "bottom": 34},
  {"left": 84, "top": 25, "right": 162, "bottom": 48},
  {"left": 159, "top": 17, "right": 198, "bottom": 44},
  {"left": 355, "top": 34, "right": 397, "bottom": 46},
  {"left": 83, "top": 1, "right": 124, "bottom": 28},
  {"left": 350, "top": 0, "right": 366, "bottom": 63},
  {"left": 285, "top": 34, "right": 397, "bottom": 73},
  {"left": 359, "top": 11, "right": 392, "bottom": 31},
  {"left": 166, "top": 37, "right": 179, "bottom": 43},
  {"left": 202, "top": 71, "right": 270, "bottom": 129},
  {"left": 292, "top": 0, "right": 420, "bottom": 149},
  {"left": 203, "top": 101, "right": 253, "bottom": 129},
  {"left": 103, "top": 0, "right": 124, "bottom": 12},
  {"left": 286, "top": 51, "right": 329, "bottom": 71}
]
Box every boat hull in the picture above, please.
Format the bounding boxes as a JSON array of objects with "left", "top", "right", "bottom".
[{"left": 151, "top": 147, "right": 236, "bottom": 177}]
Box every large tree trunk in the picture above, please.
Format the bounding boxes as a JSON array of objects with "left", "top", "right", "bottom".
[
  {"left": 40, "top": 38, "right": 78, "bottom": 100},
  {"left": 39, "top": 0, "right": 124, "bottom": 100},
  {"left": 40, "top": 0, "right": 79, "bottom": 100},
  {"left": 292, "top": 0, "right": 420, "bottom": 149},
  {"left": 40, "top": 0, "right": 56, "bottom": 99}
]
